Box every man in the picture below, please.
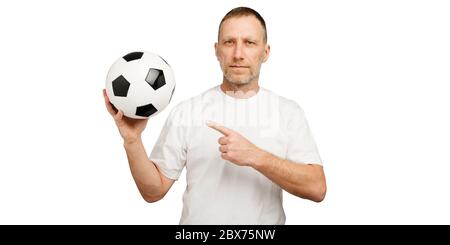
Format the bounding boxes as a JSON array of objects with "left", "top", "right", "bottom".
[{"left": 103, "top": 7, "right": 326, "bottom": 225}]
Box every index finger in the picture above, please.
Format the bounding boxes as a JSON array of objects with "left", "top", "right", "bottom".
[{"left": 206, "top": 121, "right": 233, "bottom": 136}]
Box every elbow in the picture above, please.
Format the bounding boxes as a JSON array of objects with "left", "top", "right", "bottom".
[
  {"left": 311, "top": 182, "right": 327, "bottom": 203},
  {"left": 140, "top": 186, "right": 165, "bottom": 203},
  {"left": 291, "top": 182, "right": 326, "bottom": 202},
  {"left": 143, "top": 194, "right": 163, "bottom": 203},
  {"left": 310, "top": 165, "right": 327, "bottom": 202},
  {"left": 138, "top": 181, "right": 165, "bottom": 203},
  {"left": 290, "top": 164, "right": 327, "bottom": 202}
]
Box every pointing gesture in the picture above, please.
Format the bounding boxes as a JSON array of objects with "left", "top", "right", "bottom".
[
  {"left": 207, "top": 121, "right": 267, "bottom": 167},
  {"left": 206, "top": 121, "right": 233, "bottom": 136}
]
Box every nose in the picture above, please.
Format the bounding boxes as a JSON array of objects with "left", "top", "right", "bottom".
[{"left": 232, "top": 42, "right": 244, "bottom": 60}]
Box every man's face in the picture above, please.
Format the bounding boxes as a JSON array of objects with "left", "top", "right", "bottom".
[{"left": 215, "top": 16, "right": 270, "bottom": 85}]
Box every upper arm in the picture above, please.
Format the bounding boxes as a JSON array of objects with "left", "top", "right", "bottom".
[
  {"left": 155, "top": 164, "right": 175, "bottom": 200},
  {"left": 141, "top": 162, "right": 176, "bottom": 203},
  {"left": 158, "top": 168, "right": 176, "bottom": 197},
  {"left": 149, "top": 103, "right": 188, "bottom": 180},
  {"left": 308, "top": 163, "right": 325, "bottom": 180},
  {"left": 285, "top": 102, "right": 322, "bottom": 165}
]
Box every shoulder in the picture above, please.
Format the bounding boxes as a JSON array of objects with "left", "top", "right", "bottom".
[{"left": 261, "top": 87, "right": 305, "bottom": 115}]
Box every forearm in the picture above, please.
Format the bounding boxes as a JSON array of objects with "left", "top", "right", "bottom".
[
  {"left": 252, "top": 151, "right": 326, "bottom": 202},
  {"left": 123, "top": 137, "right": 163, "bottom": 199}
]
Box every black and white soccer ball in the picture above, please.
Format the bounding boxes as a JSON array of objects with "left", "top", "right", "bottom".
[{"left": 105, "top": 51, "right": 176, "bottom": 119}]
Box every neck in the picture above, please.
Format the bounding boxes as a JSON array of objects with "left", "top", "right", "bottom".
[{"left": 220, "top": 78, "right": 260, "bottom": 99}]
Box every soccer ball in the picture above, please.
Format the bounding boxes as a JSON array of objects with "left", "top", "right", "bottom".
[{"left": 105, "top": 51, "right": 176, "bottom": 119}]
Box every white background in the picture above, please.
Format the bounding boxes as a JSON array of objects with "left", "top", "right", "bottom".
[{"left": 0, "top": 0, "right": 449, "bottom": 224}]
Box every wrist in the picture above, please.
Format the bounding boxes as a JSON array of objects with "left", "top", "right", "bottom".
[
  {"left": 250, "top": 148, "right": 271, "bottom": 169},
  {"left": 123, "top": 136, "right": 142, "bottom": 147}
]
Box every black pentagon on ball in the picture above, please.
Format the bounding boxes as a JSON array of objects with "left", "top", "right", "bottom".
[
  {"left": 136, "top": 103, "right": 158, "bottom": 117},
  {"left": 123, "top": 52, "right": 143, "bottom": 62},
  {"left": 145, "top": 68, "right": 166, "bottom": 90},
  {"left": 112, "top": 75, "right": 130, "bottom": 97}
]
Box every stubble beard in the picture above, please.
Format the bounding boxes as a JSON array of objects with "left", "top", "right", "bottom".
[{"left": 223, "top": 66, "right": 260, "bottom": 86}]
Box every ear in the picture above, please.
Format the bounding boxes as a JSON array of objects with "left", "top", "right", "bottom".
[
  {"left": 214, "top": 42, "right": 219, "bottom": 60},
  {"left": 262, "top": 44, "right": 270, "bottom": 63}
]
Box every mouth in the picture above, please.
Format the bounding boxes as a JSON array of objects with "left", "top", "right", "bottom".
[{"left": 229, "top": 65, "right": 249, "bottom": 69}]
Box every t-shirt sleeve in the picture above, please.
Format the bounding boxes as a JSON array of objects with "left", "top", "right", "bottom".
[
  {"left": 149, "top": 105, "right": 187, "bottom": 180},
  {"left": 285, "top": 102, "right": 322, "bottom": 165}
]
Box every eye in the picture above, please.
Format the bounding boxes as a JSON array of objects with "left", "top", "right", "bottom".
[
  {"left": 246, "top": 40, "right": 256, "bottom": 45},
  {"left": 224, "top": 40, "right": 234, "bottom": 45}
]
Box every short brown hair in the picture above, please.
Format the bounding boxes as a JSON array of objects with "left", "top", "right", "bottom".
[{"left": 218, "top": 7, "right": 267, "bottom": 43}]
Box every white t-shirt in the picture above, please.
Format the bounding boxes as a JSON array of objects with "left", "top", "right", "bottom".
[{"left": 149, "top": 85, "right": 322, "bottom": 225}]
